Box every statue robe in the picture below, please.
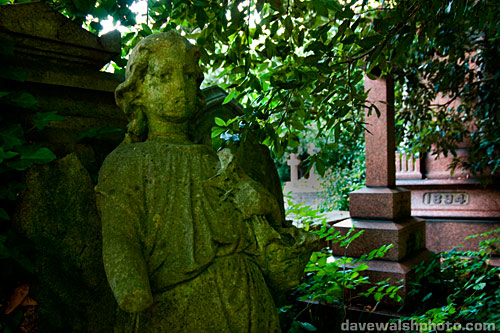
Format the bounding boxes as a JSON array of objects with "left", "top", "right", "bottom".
[{"left": 96, "top": 139, "right": 290, "bottom": 332}]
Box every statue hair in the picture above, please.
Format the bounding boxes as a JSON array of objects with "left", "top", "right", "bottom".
[{"left": 115, "top": 31, "right": 206, "bottom": 144}]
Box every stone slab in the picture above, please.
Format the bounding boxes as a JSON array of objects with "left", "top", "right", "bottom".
[
  {"left": 329, "top": 217, "right": 426, "bottom": 261},
  {"left": 349, "top": 187, "right": 411, "bottom": 219},
  {"left": 396, "top": 183, "right": 500, "bottom": 218},
  {"left": 3, "top": 62, "right": 124, "bottom": 93},
  {"left": 0, "top": 2, "right": 120, "bottom": 68},
  {"left": 425, "top": 219, "right": 500, "bottom": 253}
]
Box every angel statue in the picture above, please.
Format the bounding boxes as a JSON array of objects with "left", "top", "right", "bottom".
[{"left": 95, "top": 31, "right": 317, "bottom": 332}]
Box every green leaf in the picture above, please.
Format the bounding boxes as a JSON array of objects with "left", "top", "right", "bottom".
[
  {"left": 222, "top": 90, "right": 236, "bottom": 105},
  {"left": 269, "top": 0, "right": 284, "bottom": 12},
  {"left": 5, "top": 159, "right": 34, "bottom": 171},
  {"left": 317, "top": 256, "right": 327, "bottom": 267},
  {"left": 473, "top": 282, "right": 486, "bottom": 290},
  {"left": 214, "top": 117, "right": 226, "bottom": 127},
  {"left": 211, "top": 127, "right": 225, "bottom": 138},
  {"left": 284, "top": 16, "right": 293, "bottom": 37},
  {"left": 297, "top": 321, "right": 317, "bottom": 331},
  {"left": 315, "top": 158, "right": 325, "bottom": 176},
  {"left": 93, "top": 6, "right": 107, "bottom": 18},
  {"left": 20, "top": 147, "right": 56, "bottom": 163},
  {"left": 72, "top": 0, "right": 97, "bottom": 14},
  {"left": 32, "top": 111, "right": 66, "bottom": 130},
  {"left": 356, "top": 35, "right": 384, "bottom": 49},
  {"left": 10, "top": 92, "right": 37, "bottom": 108},
  {"left": 141, "top": 23, "right": 153, "bottom": 36},
  {"left": 324, "top": 0, "right": 342, "bottom": 12},
  {"left": 0, "top": 147, "right": 18, "bottom": 163},
  {"left": 0, "top": 124, "right": 25, "bottom": 149},
  {"left": 354, "top": 263, "right": 369, "bottom": 271},
  {"left": 0, "top": 208, "right": 9, "bottom": 221}
]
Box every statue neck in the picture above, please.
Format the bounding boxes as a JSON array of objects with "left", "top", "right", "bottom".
[{"left": 147, "top": 116, "right": 192, "bottom": 144}]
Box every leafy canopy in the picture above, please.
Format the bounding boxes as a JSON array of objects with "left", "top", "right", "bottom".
[{"left": 32, "top": 0, "right": 500, "bottom": 176}]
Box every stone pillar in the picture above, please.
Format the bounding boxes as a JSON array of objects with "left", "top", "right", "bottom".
[{"left": 330, "top": 74, "right": 427, "bottom": 304}]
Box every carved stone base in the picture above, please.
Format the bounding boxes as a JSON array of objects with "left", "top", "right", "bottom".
[
  {"left": 349, "top": 187, "right": 411, "bottom": 219},
  {"left": 342, "top": 250, "right": 431, "bottom": 306},
  {"left": 330, "top": 217, "right": 425, "bottom": 261}
]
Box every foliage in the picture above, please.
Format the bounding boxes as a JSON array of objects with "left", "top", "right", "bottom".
[
  {"left": 319, "top": 138, "right": 365, "bottom": 211},
  {"left": 282, "top": 202, "right": 402, "bottom": 331},
  {"left": 294, "top": 223, "right": 401, "bottom": 306},
  {"left": 390, "top": 0, "right": 500, "bottom": 177},
  {"left": 0, "top": 37, "right": 66, "bottom": 331},
  {"left": 34, "top": 0, "right": 394, "bottom": 174},
  {"left": 400, "top": 228, "right": 500, "bottom": 332},
  {"left": 4, "top": 0, "right": 492, "bottom": 178}
]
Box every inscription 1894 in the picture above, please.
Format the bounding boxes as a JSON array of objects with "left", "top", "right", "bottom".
[{"left": 423, "top": 192, "right": 469, "bottom": 205}]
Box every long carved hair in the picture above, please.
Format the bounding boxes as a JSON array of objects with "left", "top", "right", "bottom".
[{"left": 115, "top": 31, "right": 205, "bottom": 144}]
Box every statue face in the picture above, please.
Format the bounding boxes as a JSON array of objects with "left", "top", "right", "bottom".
[{"left": 138, "top": 41, "right": 200, "bottom": 123}]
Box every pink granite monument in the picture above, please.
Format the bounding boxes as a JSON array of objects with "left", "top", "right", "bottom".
[{"left": 330, "top": 74, "right": 428, "bottom": 304}]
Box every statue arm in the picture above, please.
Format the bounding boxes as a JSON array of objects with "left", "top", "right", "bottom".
[
  {"left": 97, "top": 154, "right": 153, "bottom": 313},
  {"left": 101, "top": 211, "right": 153, "bottom": 312}
]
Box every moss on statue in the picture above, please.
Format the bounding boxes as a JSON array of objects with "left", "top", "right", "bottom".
[{"left": 96, "top": 31, "right": 318, "bottom": 332}]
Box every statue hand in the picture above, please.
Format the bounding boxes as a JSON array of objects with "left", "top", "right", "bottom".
[{"left": 118, "top": 288, "right": 153, "bottom": 313}]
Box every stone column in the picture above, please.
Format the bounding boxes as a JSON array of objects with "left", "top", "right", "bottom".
[{"left": 330, "top": 74, "right": 427, "bottom": 304}]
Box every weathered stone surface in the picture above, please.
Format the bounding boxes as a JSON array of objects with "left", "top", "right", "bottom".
[
  {"left": 13, "top": 153, "right": 116, "bottom": 332},
  {"left": 349, "top": 187, "right": 411, "bottom": 219},
  {"left": 330, "top": 217, "right": 426, "bottom": 261},
  {"left": 96, "top": 32, "right": 317, "bottom": 331},
  {"left": 0, "top": 2, "right": 120, "bottom": 69}
]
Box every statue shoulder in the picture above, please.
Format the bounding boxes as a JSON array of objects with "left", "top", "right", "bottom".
[{"left": 99, "top": 143, "right": 150, "bottom": 182}]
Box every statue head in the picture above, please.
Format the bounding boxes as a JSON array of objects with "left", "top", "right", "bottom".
[{"left": 115, "top": 31, "right": 205, "bottom": 143}]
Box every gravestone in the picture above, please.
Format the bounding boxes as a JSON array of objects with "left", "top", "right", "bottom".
[
  {"left": 283, "top": 146, "right": 326, "bottom": 210},
  {"left": 396, "top": 144, "right": 500, "bottom": 254},
  {"left": 330, "top": 74, "right": 428, "bottom": 304}
]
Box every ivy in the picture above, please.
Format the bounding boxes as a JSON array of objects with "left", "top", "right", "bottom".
[
  {"left": 0, "top": 34, "right": 66, "bottom": 331},
  {"left": 400, "top": 229, "right": 500, "bottom": 331}
]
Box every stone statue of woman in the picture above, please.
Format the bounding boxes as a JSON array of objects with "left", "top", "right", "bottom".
[{"left": 95, "top": 31, "right": 317, "bottom": 332}]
